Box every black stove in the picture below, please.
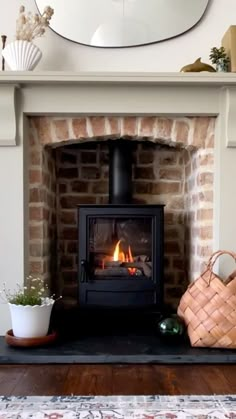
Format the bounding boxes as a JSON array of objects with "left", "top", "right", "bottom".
[{"left": 78, "top": 141, "right": 164, "bottom": 310}]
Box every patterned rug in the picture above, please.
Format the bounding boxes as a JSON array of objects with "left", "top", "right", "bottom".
[{"left": 0, "top": 395, "right": 236, "bottom": 418}]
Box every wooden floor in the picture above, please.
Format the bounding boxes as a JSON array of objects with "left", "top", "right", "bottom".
[{"left": 0, "top": 365, "right": 236, "bottom": 396}]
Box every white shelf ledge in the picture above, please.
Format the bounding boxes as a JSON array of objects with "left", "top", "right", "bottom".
[{"left": 1, "top": 71, "right": 236, "bottom": 86}]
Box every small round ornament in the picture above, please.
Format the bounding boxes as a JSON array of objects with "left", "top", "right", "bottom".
[{"left": 157, "top": 315, "right": 185, "bottom": 339}]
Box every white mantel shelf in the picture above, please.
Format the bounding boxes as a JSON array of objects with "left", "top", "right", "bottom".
[
  {"left": 1, "top": 71, "right": 236, "bottom": 146},
  {"left": 1, "top": 71, "right": 236, "bottom": 86}
]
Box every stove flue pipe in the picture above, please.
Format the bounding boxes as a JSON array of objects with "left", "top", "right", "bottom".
[{"left": 108, "top": 140, "right": 133, "bottom": 204}]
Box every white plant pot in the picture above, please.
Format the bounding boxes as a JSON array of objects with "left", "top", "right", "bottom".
[
  {"left": 2, "top": 40, "right": 42, "bottom": 71},
  {"left": 8, "top": 299, "right": 54, "bottom": 338}
]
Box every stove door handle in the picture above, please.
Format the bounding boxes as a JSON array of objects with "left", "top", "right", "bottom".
[{"left": 80, "top": 259, "right": 88, "bottom": 282}]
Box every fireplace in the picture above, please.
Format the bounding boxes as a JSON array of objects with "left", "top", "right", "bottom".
[
  {"left": 3, "top": 72, "right": 236, "bottom": 337},
  {"left": 78, "top": 141, "right": 164, "bottom": 309},
  {"left": 27, "top": 115, "right": 215, "bottom": 313}
]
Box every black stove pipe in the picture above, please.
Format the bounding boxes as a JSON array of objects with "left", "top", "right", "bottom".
[{"left": 109, "top": 141, "right": 133, "bottom": 204}]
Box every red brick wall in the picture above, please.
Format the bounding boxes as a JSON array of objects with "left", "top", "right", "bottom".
[
  {"left": 29, "top": 143, "right": 57, "bottom": 293},
  {"left": 184, "top": 131, "right": 214, "bottom": 280},
  {"left": 28, "top": 116, "right": 215, "bottom": 308}
]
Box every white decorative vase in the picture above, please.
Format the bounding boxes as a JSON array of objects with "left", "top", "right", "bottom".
[
  {"left": 8, "top": 299, "right": 54, "bottom": 338},
  {"left": 2, "top": 40, "right": 42, "bottom": 71}
]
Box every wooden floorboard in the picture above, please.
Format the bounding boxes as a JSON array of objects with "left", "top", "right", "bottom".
[
  {"left": 0, "top": 366, "right": 27, "bottom": 395},
  {"left": 63, "top": 365, "right": 113, "bottom": 396},
  {"left": 0, "top": 365, "right": 236, "bottom": 396},
  {"left": 217, "top": 365, "right": 236, "bottom": 393}
]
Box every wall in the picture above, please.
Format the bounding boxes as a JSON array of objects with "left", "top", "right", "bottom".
[
  {"left": 1, "top": 0, "right": 236, "bottom": 71},
  {"left": 0, "top": 143, "right": 24, "bottom": 333}
]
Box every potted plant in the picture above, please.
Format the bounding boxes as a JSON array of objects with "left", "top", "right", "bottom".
[
  {"left": 0, "top": 276, "right": 57, "bottom": 338},
  {"left": 1, "top": 4, "right": 54, "bottom": 71},
  {"left": 209, "top": 46, "right": 230, "bottom": 72}
]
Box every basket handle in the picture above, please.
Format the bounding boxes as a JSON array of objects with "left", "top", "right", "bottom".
[
  {"left": 206, "top": 250, "right": 236, "bottom": 284},
  {"left": 207, "top": 250, "right": 236, "bottom": 270}
]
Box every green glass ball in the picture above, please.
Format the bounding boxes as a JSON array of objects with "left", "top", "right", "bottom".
[{"left": 157, "top": 315, "right": 185, "bottom": 338}]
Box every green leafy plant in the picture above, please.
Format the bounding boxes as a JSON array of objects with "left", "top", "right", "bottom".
[
  {"left": 0, "top": 276, "right": 50, "bottom": 306},
  {"left": 209, "top": 46, "right": 230, "bottom": 68}
]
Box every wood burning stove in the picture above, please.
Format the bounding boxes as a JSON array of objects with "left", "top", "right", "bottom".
[{"left": 78, "top": 141, "right": 164, "bottom": 311}]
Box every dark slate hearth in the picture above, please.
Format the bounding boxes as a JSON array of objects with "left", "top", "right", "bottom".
[{"left": 0, "top": 334, "right": 236, "bottom": 364}]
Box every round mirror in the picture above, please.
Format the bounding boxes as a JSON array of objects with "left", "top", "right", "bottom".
[{"left": 35, "top": 0, "right": 210, "bottom": 48}]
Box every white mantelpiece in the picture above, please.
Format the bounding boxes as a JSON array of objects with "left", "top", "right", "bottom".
[
  {"left": 1, "top": 71, "right": 236, "bottom": 334},
  {"left": 1, "top": 72, "right": 236, "bottom": 146}
]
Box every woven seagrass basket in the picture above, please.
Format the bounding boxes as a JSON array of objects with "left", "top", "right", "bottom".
[{"left": 177, "top": 250, "right": 236, "bottom": 348}]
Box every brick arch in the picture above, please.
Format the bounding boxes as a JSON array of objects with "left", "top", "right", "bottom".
[
  {"left": 29, "top": 116, "right": 214, "bottom": 150},
  {"left": 28, "top": 114, "right": 215, "bottom": 308}
]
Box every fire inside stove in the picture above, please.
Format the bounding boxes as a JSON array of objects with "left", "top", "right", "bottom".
[
  {"left": 101, "top": 239, "right": 137, "bottom": 276},
  {"left": 89, "top": 217, "right": 152, "bottom": 279}
]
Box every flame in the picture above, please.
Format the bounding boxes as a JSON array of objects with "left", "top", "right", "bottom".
[
  {"left": 113, "top": 240, "right": 136, "bottom": 276},
  {"left": 113, "top": 239, "right": 122, "bottom": 261},
  {"left": 128, "top": 245, "right": 136, "bottom": 275},
  {"left": 128, "top": 246, "right": 133, "bottom": 262}
]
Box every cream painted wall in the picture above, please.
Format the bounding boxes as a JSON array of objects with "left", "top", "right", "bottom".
[
  {"left": 0, "top": 0, "right": 236, "bottom": 71},
  {"left": 0, "top": 146, "right": 24, "bottom": 334}
]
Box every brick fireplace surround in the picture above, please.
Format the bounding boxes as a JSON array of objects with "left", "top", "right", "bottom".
[
  {"left": 28, "top": 115, "right": 214, "bottom": 309},
  {"left": 1, "top": 72, "right": 236, "bottom": 335}
]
